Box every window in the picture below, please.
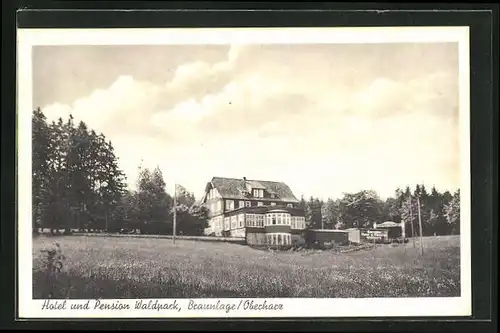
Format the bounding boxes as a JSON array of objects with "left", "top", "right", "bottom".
[
  {"left": 287, "top": 203, "right": 293, "bottom": 208},
  {"left": 245, "top": 201, "right": 251, "bottom": 207},
  {"left": 272, "top": 216, "right": 277, "bottom": 225},
  {"left": 253, "top": 189, "right": 264, "bottom": 198},
  {"left": 238, "top": 214, "right": 244, "bottom": 228},
  {"left": 217, "top": 201, "right": 222, "bottom": 211},
  {"left": 239, "top": 201, "right": 245, "bottom": 208},
  {"left": 257, "top": 202, "right": 263, "bottom": 206},
  {"left": 267, "top": 233, "right": 291, "bottom": 246},
  {"left": 297, "top": 217, "right": 305, "bottom": 229},
  {"left": 270, "top": 202, "right": 276, "bottom": 206},
  {"left": 226, "top": 200, "right": 234, "bottom": 211},
  {"left": 258, "top": 215, "right": 264, "bottom": 227},
  {"left": 277, "top": 214, "right": 282, "bottom": 224},
  {"left": 291, "top": 217, "right": 296, "bottom": 229},
  {"left": 231, "top": 216, "right": 237, "bottom": 229}
]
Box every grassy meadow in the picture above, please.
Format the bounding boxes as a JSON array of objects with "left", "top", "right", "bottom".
[{"left": 33, "top": 235, "right": 461, "bottom": 299}]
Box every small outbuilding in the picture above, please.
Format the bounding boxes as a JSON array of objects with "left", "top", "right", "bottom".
[
  {"left": 306, "top": 229, "right": 349, "bottom": 246},
  {"left": 345, "top": 228, "right": 361, "bottom": 244},
  {"left": 374, "top": 221, "right": 405, "bottom": 240}
]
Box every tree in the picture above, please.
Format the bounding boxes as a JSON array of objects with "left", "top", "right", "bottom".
[
  {"left": 382, "top": 197, "right": 400, "bottom": 223},
  {"left": 321, "top": 198, "right": 339, "bottom": 229},
  {"left": 427, "top": 209, "right": 441, "bottom": 236},
  {"left": 32, "top": 108, "right": 52, "bottom": 233},
  {"left": 443, "top": 189, "right": 460, "bottom": 234},
  {"left": 31, "top": 108, "right": 136, "bottom": 235},
  {"left": 44, "top": 117, "right": 70, "bottom": 234},
  {"left": 135, "top": 166, "right": 172, "bottom": 234},
  {"left": 175, "top": 184, "right": 196, "bottom": 207},
  {"left": 338, "top": 190, "right": 381, "bottom": 229},
  {"left": 413, "top": 184, "right": 430, "bottom": 235},
  {"left": 182, "top": 204, "right": 209, "bottom": 236},
  {"left": 305, "top": 197, "right": 323, "bottom": 229},
  {"left": 425, "top": 186, "right": 448, "bottom": 235},
  {"left": 298, "top": 195, "right": 306, "bottom": 210},
  {"left": 110, "top": 190, "right": 137, "bottom": 232},
  {"left": 400, "top": 192, "right": 418, "bottom": 237},
  {"left": 96, "top": 139, "right": 127, "bottom": 230}
]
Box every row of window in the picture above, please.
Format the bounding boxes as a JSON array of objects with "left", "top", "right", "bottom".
[
  {"left": 262, "top": 214, "right": 306, "bottom": 229},
  {"left": 225, "top": 200, "right": 293, "bottom": 211},
  {"left": 212, "top": 214, "right": 306, "bottom": 230},
  {"left": 267, "top": 233, "right": 292, "bottom": 246},
  {"left": 246, "top": 214, "right": 266, "bottom": 227}
]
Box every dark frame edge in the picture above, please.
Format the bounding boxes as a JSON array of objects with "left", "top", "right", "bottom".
[{"left": 2, "top": 2, "right": 498, "bottom": 332}]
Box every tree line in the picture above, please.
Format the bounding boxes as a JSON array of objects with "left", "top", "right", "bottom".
[
  {"left": 33, "top": 107, "right": 460, "bottom": 238},
  {"left": 32, "top": 108, "right": 208, "bottom": 236},
  {"left": 300, "top": 185, "right": 461, "bottom": 236}
]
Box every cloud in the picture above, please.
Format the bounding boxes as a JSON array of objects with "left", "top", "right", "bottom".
[{"left": 40, "top": 43, "right": 460, "bottom": 199}]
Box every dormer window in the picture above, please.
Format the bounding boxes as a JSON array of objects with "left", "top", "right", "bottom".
[{"left": 253, "top": 189, "right": 264, "bottom": 198}]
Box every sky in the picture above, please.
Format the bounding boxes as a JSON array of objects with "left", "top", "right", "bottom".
[{"left": 33, "top": 42, "right": 460, "bottom": 201}]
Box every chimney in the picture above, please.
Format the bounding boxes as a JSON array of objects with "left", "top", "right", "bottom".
[{"left": 243, "top": 177, "right": 247, "bottom": 182}]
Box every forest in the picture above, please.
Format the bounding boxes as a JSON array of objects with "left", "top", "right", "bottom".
[{"left": 32, "top": 108, "right": 460, "bottom": 237}]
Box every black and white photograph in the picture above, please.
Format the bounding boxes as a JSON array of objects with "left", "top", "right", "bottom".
[{"left": 17, "top": 26, "right": 471, "bottom": 318}]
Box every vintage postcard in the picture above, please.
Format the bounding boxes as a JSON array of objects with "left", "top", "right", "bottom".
[{"left": 17, "top": 26, "right": 471, "bottom": 318}]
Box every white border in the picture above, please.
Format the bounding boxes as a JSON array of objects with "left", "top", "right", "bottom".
[{"left": 17, "top": 26, "right": 471, "bottom": 319}]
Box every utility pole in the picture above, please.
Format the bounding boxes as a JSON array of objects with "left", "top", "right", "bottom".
[
  {"left": 401, "top": 218, "right": 406, "bottom": 250},
  {"left": 409, "top": 194, "right": 416, "bottom": 248},
  {"left": 173, "top": 182, "right": 177, "bottom": 244},
  {"left": 417, "top": 196, "right": 424, "bottom": 255}
]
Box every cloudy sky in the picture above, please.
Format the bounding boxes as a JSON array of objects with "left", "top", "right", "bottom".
[{"left": 33, "top": 42, "right": 460, "bottom": 200}]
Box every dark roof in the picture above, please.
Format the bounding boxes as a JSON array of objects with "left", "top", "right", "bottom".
[
  {"left": 209, "top": 177, "right": 299, "bottom": 202},
  {"left": 224, "top": 205, "right": 305, "bottom": 217}
]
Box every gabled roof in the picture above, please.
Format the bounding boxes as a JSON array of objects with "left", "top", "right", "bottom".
[
  {"left": 208, "top": 177, "right": 299, "bottom": 202},
  {"left": 376, "top": 221, "right": 401, "bottom": 228}
]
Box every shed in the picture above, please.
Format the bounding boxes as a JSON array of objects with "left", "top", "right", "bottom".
[
  {"left": 306, "top": 229, "right": 349, "bottom": 246},
  {"left": 345, "top": 228, "right": 361, "bottom": 244},
  {"left": 374, "top": 221, "right": 404, "bottom": 239}
]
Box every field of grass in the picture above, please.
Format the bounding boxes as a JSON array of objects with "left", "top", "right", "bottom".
[{"left": 33, "top": 235, "right": 460, "bottom": 299}]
